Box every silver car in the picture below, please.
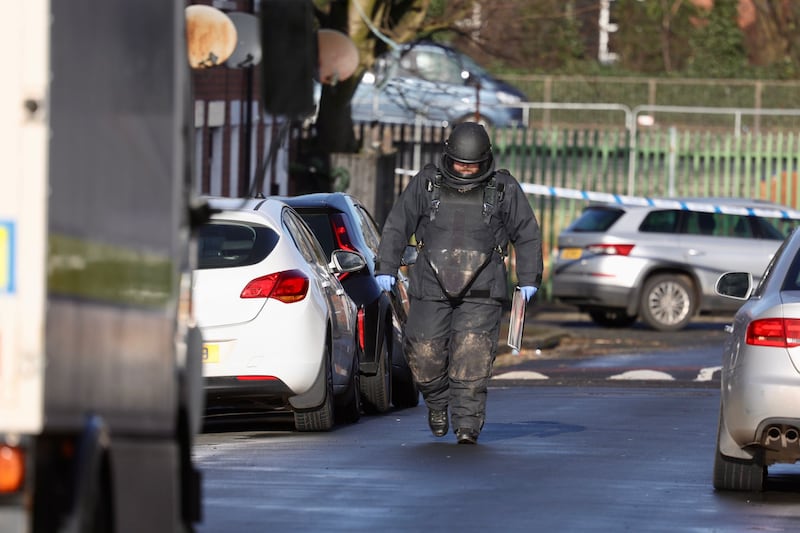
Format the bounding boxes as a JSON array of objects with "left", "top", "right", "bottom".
[
  {"left": 713, "top": 228, "right": 800, "bottom": 491},
  {"left": 552, "top": 197, "right": 800, "bottom": 331},
  {"left": 351, "top": 41, "right": 526, "bottom": 128}
]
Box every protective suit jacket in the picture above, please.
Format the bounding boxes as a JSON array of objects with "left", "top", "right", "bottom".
[{"left": 376, "top": 164, "right": 543, "bottom": 302}]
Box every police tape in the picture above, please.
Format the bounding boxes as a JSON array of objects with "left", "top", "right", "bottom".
[{"left": 518, "top": 182, "right": 800, "bottom": 220}]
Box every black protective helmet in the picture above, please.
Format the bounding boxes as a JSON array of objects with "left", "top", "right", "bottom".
[{"left": 440, "top": 122, "right": 495, "bottom": 188}]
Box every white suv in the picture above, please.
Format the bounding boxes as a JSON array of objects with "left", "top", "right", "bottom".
[{"left": 552, "top": 198, "right": 800, "bottom": 331}]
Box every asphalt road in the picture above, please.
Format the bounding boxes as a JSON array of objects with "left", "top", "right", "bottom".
[
  {"left": 194, "top": 386, "right": 800, "bottom": 533},
  {"left": 192, "top": 307, "right": 800, "bottom": 532},
  {"left": 493, "top": 306, "right": 731, "bottom": 386}
]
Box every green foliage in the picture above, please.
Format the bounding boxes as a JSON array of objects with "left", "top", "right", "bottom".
[
  {"left": 612, "top": 0, "right": 700, "bottom": 73},
  {"left": 686, "top": 1, "right": 749, "bottom": 78}
]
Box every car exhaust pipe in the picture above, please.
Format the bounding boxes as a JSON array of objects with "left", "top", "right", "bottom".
[
  {"left": 763, "top": 425, "right": 800, "bottom": 448},
  {"left": 765, "top": 426, "right": 782, "bottom": 445}
]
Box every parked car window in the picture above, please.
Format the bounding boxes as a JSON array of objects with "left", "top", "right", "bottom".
[
  {"left": 567, "top": 206, "right": 625, "bottom": 232},
  {"left": 353, "top": 205, "right": 381, "bottom": 253},
  {"left": 754, "top": 215, "right": 795, "bottom": 240},
  {"left": 296, "top": 212, "right": 337, "bottom": 255},
  {"left": 685, "top": 212, "right": 718, "bottom": 236},
  {"left": 283, "top": 210, "right": 329, "bottom": 268},
  {"left": 639, "top": 209, "right": 680, "bottom": 233},
  {"left": 400, "top": 49, "right": 462, "bottom": 84},
  {"left": 196, "top": 222, "right": 278, "bottom": 269}
]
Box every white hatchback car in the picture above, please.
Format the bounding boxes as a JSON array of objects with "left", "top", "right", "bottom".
[{"left": 194, "top": 197, "right": 366, "bottom": 431}]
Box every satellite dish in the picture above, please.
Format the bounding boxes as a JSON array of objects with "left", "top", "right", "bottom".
[
  {"left": 185, "top": 5, "right": 238, "bottom": 69},
  {"left": 317, "top": 29, "right": 359, "bottom": 85},
  {"left": 225, "top": 12, "right": 262, "bottom": 68}
]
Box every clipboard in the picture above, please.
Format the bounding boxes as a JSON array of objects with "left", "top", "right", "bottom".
[{"left": 507, "top": 287, "right": 526, "bottom": 351}]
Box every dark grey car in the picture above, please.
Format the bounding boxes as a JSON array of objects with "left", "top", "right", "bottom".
[{"left": 552, "top": 197, "right": 800, "bottom": 331}]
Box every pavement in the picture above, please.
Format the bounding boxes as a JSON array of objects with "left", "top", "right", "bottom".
[
  {"left": 490, "top": 302, "right": 728, "bottom": 386},
  {"left": 494, "top": 304, "right": 575, "bottom": 369}
]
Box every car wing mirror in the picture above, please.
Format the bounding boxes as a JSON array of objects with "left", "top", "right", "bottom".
[
  {"left": 329, "top": 249, "right": 367, "bottom": 274},
  {"left": 401, "top": 244, "right": 418, "bottom": 266},
  {"left": 715, "top": 271, "right": 753, "bottom": 300}
]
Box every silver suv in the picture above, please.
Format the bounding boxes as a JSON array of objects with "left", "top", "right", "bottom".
[{"left": 552, "top": 198, "right": 800, "bottom": 331}]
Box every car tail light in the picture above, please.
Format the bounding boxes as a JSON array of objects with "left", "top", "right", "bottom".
[
  {"left": 331, "top": 213, "right": 358, "bottom": 280},
  {"left": 240, "top": 269, "right": 309, "bottom": 303},
  {"left": 331, "top": 213, "right": 357, "bottom": 252},
  {"left": 235, "top": 376, "right": 278, "bottom": 381},
  {"left": 357, "top": 307, "right": 366, "bottom": 351},
  {"left": 746, "top": 318, "right": 800, "bottom": 348},
  {"left": 586, "top": 243, "right": 635, "bottom": 256},
  {"left": 0, "top": 444, "right": 25, "bottom": 494}
]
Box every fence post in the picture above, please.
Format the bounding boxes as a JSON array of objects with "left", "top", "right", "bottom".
[{"left": 331, "top": 151, "right": 397, "bottom": 228}]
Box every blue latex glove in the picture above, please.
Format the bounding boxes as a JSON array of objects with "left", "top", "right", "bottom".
[
  {"left": 519, "top": 286, "right": 538, "bottom": 302},
  {"left": 376, "top": 275, "right": 396, "bottom": 292}
]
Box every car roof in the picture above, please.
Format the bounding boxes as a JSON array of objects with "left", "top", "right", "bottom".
[
  {"left": 278, "top": 192, "right": 355, "bottom": 212},
  {"left": 203, "top": 196, "right": 289, "bottom": 222},
  {"left": 588, "top": 196, "right": 794, "bottom": 212}
]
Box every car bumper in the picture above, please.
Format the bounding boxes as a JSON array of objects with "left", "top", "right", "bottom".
[
  {"left": 551, "top": 255, "right": 655, "bottom": 311},
  {"left": 720, "top": 353, "right": 800, "bottom": 459},
  {"left": 551, "top": 275, "right": 633, "bottom": 309},
  {"left": 201, "top": 317, "right": 326, "bottom": 396},
  {"left": 205, "top": 376, "right": 295, "bottom": 414}
]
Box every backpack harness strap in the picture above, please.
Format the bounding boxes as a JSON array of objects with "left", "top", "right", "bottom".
[
  {"left": 426, "top": 171, "right": 443, "bottom": 222},
  {"left": 482, "top": 174, "right": 505, "bottom": 224}
]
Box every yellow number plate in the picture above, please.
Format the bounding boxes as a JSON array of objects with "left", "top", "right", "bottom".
[
  {"left": 560, "top": 248, "right": 582, "bottom": 260},
  {"left": 203, "top": 343, "right": 220, "bottom": 364}
]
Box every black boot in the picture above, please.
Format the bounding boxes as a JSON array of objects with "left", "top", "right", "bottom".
[
  {"left": 428, "top": 408, "right": 448, "bottom": 437},
  {"left": 456, "top": 427, "right": 479, "bottom": 444}
]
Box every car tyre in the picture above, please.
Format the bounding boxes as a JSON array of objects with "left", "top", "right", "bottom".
[
  {"left": 361, "top": 338, "right": 392, "bottom": 414},
  {"left": 639, "top": 273, "right": 695, "bottom": 331},
  {"left": 588, "top": 309, "right": 637, "bottom": 328},
  {"left": 713, "top": 414, "right": 766, "bottom": 491},
  {"left": 335, "top": 351, "right": 362, "bottom": 424},
  {"left": 294, "top": 358, "right": 335, "bottom": 432}
]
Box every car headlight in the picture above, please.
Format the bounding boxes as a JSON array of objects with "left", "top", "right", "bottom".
[{"left": 496, "top": 91, "right": 522, "bottom": 105}]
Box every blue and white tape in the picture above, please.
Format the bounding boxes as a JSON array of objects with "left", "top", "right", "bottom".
[{"left": 519, "top": 183, "right": 800, "bottom": 220}]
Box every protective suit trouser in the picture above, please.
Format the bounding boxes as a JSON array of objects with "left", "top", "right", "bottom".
[{"left": 404, "top": 297, "right": 502, "bottom": 433}]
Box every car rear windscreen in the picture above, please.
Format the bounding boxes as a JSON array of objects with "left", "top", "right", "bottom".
[
  {"left": 568, "top": 206, "right": 625, "bottom": 232},
  {"left": 197, "top": 222, "right": 279, "bottom": 269}
]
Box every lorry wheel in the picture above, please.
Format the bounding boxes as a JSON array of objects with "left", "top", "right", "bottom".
[{"left": 83, "top": 453, "right": 113, "bottom": 533}]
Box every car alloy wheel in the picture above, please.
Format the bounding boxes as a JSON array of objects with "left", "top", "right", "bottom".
[{"left": 640, "top": 273, "right": 695, "bottom": 331}]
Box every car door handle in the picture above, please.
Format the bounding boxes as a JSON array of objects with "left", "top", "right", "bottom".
[{"left": 687, "top": 249, "right": 705, "bottom": 256}]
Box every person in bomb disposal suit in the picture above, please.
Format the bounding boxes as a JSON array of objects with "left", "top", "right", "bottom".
[{"left": 375, "top": 122, "right": 543, "bottom": 444}]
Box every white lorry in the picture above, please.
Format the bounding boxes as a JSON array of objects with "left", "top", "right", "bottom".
[{"left": 0, "top": 1, "right": 204, "bottom": 531}]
